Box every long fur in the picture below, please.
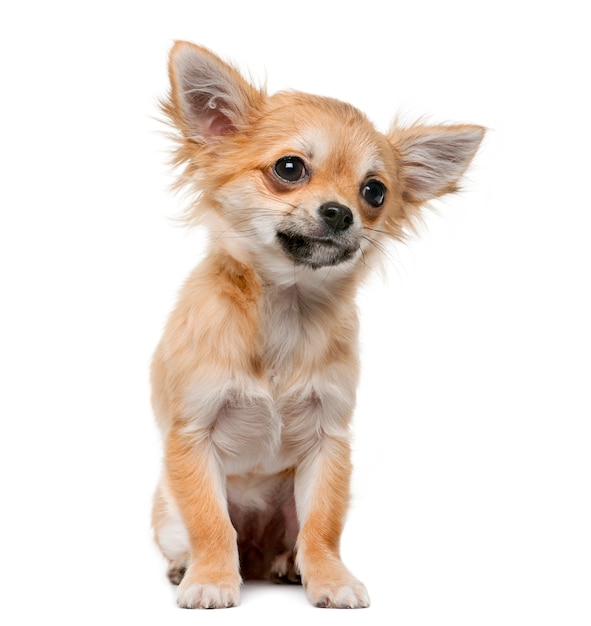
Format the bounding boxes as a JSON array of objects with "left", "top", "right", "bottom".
[{"left": 151, "top": 41, "right": 485, "bottom": 609}]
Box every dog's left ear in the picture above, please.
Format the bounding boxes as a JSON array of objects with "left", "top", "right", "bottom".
[
  {"left": 165, "top": 41, "right": 265, "bottom": 141},
  {"left": 389, "top": 124, "right": 485, "bottom": 204}
]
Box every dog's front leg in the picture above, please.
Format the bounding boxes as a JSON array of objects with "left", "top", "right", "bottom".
[
  {"left": 295, "top": 435, "right": 369, "bottom": 608},
  {"left": 165, "top": 423, "right": 240, "bottom": 608}
]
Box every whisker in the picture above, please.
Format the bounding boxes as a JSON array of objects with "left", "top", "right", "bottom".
[
  {"left": 361, "top": 234, "right": 394, "bottom": 264},
  {"left": 212, "top": 230, "right": 260, "bottom": 240},
  {"left": 220, "top": 189, "right": 299, "bottom": 214},
  {"left": 362, "top": 225, "right": 393, "bottom": 237},
  {"left": 309, "top": 264, "right": 335, "bottom": 297}
]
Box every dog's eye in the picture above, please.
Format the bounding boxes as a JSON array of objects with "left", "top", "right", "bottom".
[
  {"left": 361, "top": 180, "right": 386, "bottom": 208},
  {"left": 273, "top": 156, "right": 307, "bottom": 183}
]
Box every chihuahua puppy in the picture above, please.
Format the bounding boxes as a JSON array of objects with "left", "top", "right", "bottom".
[{"left": 151, "top": 41, "right": 484, "bottom": 609}]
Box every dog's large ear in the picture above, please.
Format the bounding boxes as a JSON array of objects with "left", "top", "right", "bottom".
[
  {"left": 165, "top": 41, "right": 264, "bottom": 141},
  {"left": 389, "top": 124, "right": 485, "bottom": 204}
]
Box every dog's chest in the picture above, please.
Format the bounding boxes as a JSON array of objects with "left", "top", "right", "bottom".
[
  {"left": 260, "top": 287, "right": 320, "bottom": 378},
  {"left": 211, "top": 286, "right": 357, "bottom": 475}
]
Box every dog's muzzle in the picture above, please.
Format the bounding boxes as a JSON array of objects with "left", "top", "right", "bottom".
[{"left": 276, "top": 203, "right": 359, "bottom": 269}]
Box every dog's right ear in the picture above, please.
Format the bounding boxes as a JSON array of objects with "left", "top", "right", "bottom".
[{"left": 165, "top": 41, "right": 264, "bottom": 141}]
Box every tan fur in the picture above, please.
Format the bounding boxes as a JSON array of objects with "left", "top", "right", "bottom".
[{"left": 150, "top": 41, "right": 485, "bottom": 608}]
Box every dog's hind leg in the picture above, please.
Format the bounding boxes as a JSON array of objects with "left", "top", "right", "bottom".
[
  {"left": 152, "top": 479, "right": 190, "bottom": 585},
  {"left": 270, "top": 549, "right": 301, "bottom": 584}
]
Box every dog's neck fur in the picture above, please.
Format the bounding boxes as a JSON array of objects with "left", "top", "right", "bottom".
[{"left": 207, "top": 243, "right": 361, "bottom": 385}]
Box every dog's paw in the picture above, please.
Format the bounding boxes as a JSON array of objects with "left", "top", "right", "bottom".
[
  {"left": 305, "top": 576, "right": 370, "bottom": 609},
  {"left": 177, "top": 575, "right": 241, "bottom": 609},
  {"left": 270, "top": 550, "right": 301, "bottom": 585},
  {"left": 167, "top": 564, "right": 186, "bottom": 586},
  {"left": 166, "top": 556, "right": 188, "bottom": 585}
]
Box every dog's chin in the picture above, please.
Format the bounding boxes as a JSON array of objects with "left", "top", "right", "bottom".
[{"left": 276, "top": 231, "right": 359, "bottom": 270}]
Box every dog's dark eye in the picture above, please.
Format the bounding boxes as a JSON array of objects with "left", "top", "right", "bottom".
[
  {"left": 273, "top": 156, "right": 307, "bottom": 183},
  {"left": 361, "top": 180, "right": 386, "bottom": 208}
]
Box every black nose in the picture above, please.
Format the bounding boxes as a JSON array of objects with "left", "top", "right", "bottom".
[{"left": 318, "top": 203, "right": 354, "bottom": 231}]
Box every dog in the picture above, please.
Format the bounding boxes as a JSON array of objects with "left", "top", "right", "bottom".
[{"left": 150, "top": 41, "right": 484, "bottom": 609}]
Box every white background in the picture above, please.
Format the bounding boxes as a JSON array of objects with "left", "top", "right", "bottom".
[{"left": 1, "top": 1, "right": 589, "bottom": 624}]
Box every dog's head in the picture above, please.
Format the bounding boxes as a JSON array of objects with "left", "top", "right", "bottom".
[{"left": 163, "top": 42, "right": 484, "bottom": 278}]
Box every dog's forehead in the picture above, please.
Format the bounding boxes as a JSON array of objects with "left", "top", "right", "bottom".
[
  {"left": 293, "top": 124, "right": 385, "bottom": 177},
  {"left": 263, "top": 93, "right": 389, "bottom": 177}
]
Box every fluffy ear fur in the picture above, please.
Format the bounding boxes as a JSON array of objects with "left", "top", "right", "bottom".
[
  {"left": 390, "top": 124, "right": 485, "bottom": 204},
  {"left": 164, "top": 41, "right": 264, "bottom": 140}
]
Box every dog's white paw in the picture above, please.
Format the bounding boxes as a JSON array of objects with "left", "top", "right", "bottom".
[
  {"left": 305, "top": 576, "right": 370, "bottom": 609},
  {"left": 177, "top": 577, "right": 240, "bottom": 609},
  {"left": 270, "top": 550, "right": 301, "bottom": 584}
]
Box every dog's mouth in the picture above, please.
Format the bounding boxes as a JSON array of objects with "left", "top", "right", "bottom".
[{"left": 276, "top": 231, "right": 359, "bottom": 269}]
